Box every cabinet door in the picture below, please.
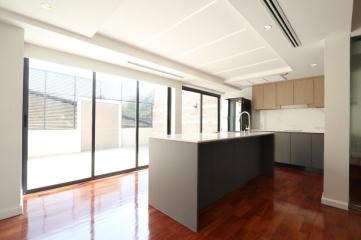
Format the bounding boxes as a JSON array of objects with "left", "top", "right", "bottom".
[
  {"left": 263, "top": 83, "right": 278, "bottom": 109},
  {"left": 276, "top": 81, "right": 294, "bottom": 106},
  {"left": 275, "top": 133, "right": 291, "bottom": 163},
  {"left": 311, "top": 134, "right": 324, "bottom": 169},
  {"left": 290, "top": 133, "right": 312, "bottom": 167},
  {"left": 252, "top": 84, "right": 264, "bottom": 110},
  {"left": 294, "top": 78, "right": 314, "bottom": 105},
  {"left": 313, "top": 76, "right": 324, "bottom": 107}
]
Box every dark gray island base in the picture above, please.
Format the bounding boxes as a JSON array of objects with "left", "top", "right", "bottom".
[{"left": 149, "top": 132, "right": 274, "bottom": 232}]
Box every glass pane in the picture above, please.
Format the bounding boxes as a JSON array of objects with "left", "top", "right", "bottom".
[
  {"left": 182, "top": 90, "right": 201, "bottom": 134},
  {"left": 27, "top": 59, "right": 93, "bottom": 190},
  {"left": 138, "top": 82, "right": 168, "bottom": 166},
  {"left": 220, "top": 98, "right": 228, "bottom": 132},
  {"left": 202, "top": 95, "right": 218, "bottom": 133},
  {"left": 95, "top": 73, "right": 136, "bottom": 175}
]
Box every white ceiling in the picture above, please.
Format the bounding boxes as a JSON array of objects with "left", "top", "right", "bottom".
[
  {"left": 0, "top": 0, "right": 354, "bottom": 91},
  {"left": 0, "top": 0, "right": 122, "bottom": 37},
  {"left": 99, "top": 0, "right": 290, "bottom": 84},
  {"left": 228, "top": 0, "right": 353, "bottom": 87}
]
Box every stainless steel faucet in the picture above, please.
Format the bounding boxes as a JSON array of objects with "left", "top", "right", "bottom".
[{"left": 240, "top": 111, "right": 251, "bottom": 132}]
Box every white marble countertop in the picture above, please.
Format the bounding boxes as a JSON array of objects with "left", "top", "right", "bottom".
[{"left": 150, "top": 131, "right": 274, "bottom": 143}]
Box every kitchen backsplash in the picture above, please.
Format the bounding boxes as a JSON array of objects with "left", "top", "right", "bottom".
[{"left": 252, "top": 107, "right": 325, "bottom": 133}]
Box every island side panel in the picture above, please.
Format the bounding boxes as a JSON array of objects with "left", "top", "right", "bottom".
[
  {"left": 149, "top": 138, "right": 199, "bottom": 232},
  {"left": 260, "top": 134, "right": 275, "bottom": 176},
  {"left": 198, "top": 135, "right": 274, "bottom": 210}
]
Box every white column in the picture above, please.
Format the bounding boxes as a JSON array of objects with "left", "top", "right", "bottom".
[
  {"left": 322, "top": 33, "right": 350, "bottom": 210},
  {"left": 0, "top": 21, "right": 24, "bottom": 219}
]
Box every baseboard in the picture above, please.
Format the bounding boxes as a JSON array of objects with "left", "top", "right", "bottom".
[
  {"left": 0, "top": 205, "right": 23, "bottom": 220},
  {"left": 321, "top": 194, "right": 349, "bottom": 210}
]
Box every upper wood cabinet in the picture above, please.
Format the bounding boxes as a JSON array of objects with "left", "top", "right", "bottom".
[
  {"left": 276, "top": 81, "right": 294, "bottom": 106},
  {"left": 252, "top": 84, "right": 264, "bottom": 110},
  {"left": 313, "top": 76, "right": 324, "bottom": 107},
  {"left": 252, "top": 76, "right": 324, "bottom": 110},
  {"left": 263, "top": 83, "right": 278, "bottom": 109},
  {"left": 294, "top": 78, "right": 314, "bottom": 105}
]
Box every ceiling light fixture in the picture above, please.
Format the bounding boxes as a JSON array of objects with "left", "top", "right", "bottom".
[
  {"left": 310, "top": 63, "right": 317, "bottom": 68},
  {"left": 40, "top": 2, "right": 52, "bottom": 10},
  {"left": 264, "top": 25, "right": 272, "bottom": 31}
]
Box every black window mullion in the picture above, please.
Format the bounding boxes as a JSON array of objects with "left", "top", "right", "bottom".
[
  {"left": 217, "top": 96, "right": 221, "bottom": 132},
  {"left": 22, "top": 58, "right": 29, "bottom": 192},
  {"left": 91, "top": 72, "right": 96, "bottom": 177},
  {"left": 136, "top": 81, "right": 139, "bottom": 168},
  {"left": 167, "top": 87, "right": 172, "bottom": 135},
  {"left": 200, "top": 93, "right": 203, "bottom": 133}
]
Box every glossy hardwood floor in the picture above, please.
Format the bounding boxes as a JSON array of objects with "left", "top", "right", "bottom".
[{"left": 1, "top": 167, "right": 361, "bottom": 240}]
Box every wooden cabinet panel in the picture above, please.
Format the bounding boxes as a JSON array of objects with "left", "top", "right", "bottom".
[
  {"left": 290, "top": 133, "right": 312, "bottom": 167},
  {"left": 252, "top": 85, "right": 264, "bottom": 110},
  {"left": 276, "top": 81, "right": 294, "bottom": 106},
  {"left": 313, "top": 76, "right": 324, "bottom": 107},
  {"left": 311, "top": 134, "right": 324, "bottom": 169},
  {"left": 294, "top": 78, "right": 314, "bottom": 105},
  {"left": 275, "top": 133, "right": 291, "bottom": 164},
  {"left": 263, "top": 83, "right": 278, "bottom": 109}
]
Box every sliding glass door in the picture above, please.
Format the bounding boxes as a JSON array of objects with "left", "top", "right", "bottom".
[
  {"left": 26, "top": 59, "right": 93, "bottom": 190},
  {"left": 181, "top": 87, "right": 220, "bottom": 134},
  {"left": 182, "top": 90, "right": 201, "bottom": 134},
  {"left": 24, "top": 59, "right": 172, "bottom": 192},
  {"left": 202, "top": 95, "right": 219, "bottom": 133},
  {"left": 138, "top": 81, "right": 169, "bottom": 166},
  {"left": 95, "top": 73, "right": 137, "bottom": 175}
]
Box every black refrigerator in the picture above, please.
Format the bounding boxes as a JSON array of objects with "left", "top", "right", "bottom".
[{"left": 228, "top": 97, "right": 251, "bottom": 131}]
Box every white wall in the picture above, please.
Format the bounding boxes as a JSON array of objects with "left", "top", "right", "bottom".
[
  {"left": 322, "top": 33, "right": 350, "bottom": 210},
  {"left": 0, "top": 22, "right": 24, "bottom": 220}
]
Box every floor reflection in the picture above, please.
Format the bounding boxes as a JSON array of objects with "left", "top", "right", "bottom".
[{"left": 1, "top": 168, "right": 361, "bottom": 239}]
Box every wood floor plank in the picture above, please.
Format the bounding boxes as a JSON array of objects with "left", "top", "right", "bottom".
[{"left": 0, "top": 167, "right": 361, "bottom": 239}]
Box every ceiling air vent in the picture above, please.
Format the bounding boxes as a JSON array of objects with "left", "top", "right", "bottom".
[
  {"left": 262, "top": 0, "right": 301, "bottom": 47},
  {"left": 127, "top": 61, "right": 185, "bottom": 79}
]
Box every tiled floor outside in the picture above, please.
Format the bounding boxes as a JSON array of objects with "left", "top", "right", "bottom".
[{"left": 27, "top": 145, "right": 149, "bottom": 190}]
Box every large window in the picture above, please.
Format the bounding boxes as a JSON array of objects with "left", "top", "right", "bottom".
[
  {"left": 26, "top": 59, "right": 93, "bottom": 190},
  {"left": 24, "top": 58, "right": 172, "bottom": 192},
  {"left": 181, "top": 87, "right": 220, "bottom": 134}
]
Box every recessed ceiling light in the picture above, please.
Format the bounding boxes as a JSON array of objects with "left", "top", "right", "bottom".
[
  {"left": 310, "top": 63, "right": 317, "bottom": 68},
  {"left": 264, "top": 25, "right": 272, "bottom": 31},
  {"left": 40, "top": 2, "right": 52, "bottom": 10}
]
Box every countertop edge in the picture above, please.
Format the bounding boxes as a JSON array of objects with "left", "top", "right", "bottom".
[{"left": 150, "top": 132, "right": 274, "bottom": 144}]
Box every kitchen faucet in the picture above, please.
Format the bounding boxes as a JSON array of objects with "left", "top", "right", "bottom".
[{"left": 239, "top": 111, "right": 251, "bottom": 133}]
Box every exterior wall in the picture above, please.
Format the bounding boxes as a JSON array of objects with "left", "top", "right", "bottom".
[
  {"left": 0, "top": 22, "right": 24, "bottom": 220},
  {"left": 29, "top": 92, "right": 168, "bottom": 157}
]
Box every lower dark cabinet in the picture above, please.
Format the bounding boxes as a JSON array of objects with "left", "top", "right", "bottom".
[
  {"left": 311, "top": 134, "right": 324, "bottom": 169},
  {"left": 275, "top": 133, "right": 291, "bottom": 164},
  {"left": 274, "top": 132, "right": 323, "bottom": 170},
  {"left": 290, "top": 133, "right": 312, "bottom": 167}
]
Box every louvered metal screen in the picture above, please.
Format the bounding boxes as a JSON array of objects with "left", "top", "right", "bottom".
[{"left": 28, "top": 68, "right": 79, "bottom": 130}]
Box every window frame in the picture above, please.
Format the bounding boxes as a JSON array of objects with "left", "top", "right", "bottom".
[
  {"left": 22, "top": 58, "right": 173, "bottom": 193},
  {"left": 182, "top": 86, "right": 221, "bottom": 133}
]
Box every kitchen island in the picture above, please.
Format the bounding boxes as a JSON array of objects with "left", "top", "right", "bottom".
[{"left": 149, "top": 131, "right": 274, "bottom": 232}]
